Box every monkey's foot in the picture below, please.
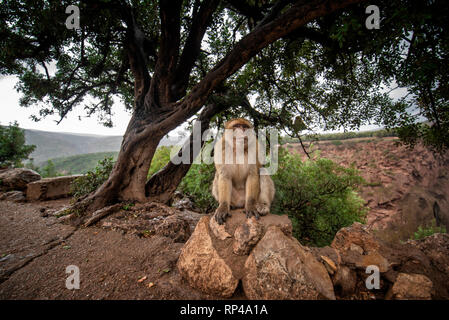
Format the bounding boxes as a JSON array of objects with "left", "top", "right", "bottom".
[
  {"left": 245, "top": 208, "right": 260, "bottom": 220},
  {"left": 256, "top": 203, "right": 270, "bottom": 216},
  {"left": 214, "top": 205, "right": 231, "bottom": 225}
]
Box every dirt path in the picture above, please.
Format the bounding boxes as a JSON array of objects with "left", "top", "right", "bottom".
[{"left": 0, "top": 199, "right": 213, "bottom": 300}]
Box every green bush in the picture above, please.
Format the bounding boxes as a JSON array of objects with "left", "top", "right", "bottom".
[
  {"left": 271, "top": 148, "right": 367, "bottom": 247},
  {"left": 39, "top": 160, "right": 64, "bottom": 178},
  {"left": 331, "top": 140, "right": 343, "bottom": 146},
  {"left": 147, "top": 146, "right": 177, "bottom": 178},
  {"left": 413, "top": 220, "right": 447, "bottom": 240},
  {"left": 71, "top": 157, "right": 114, "bottom": 199},
  {"left": 178, "top": 162, "right": 217, "bottom": 212}
]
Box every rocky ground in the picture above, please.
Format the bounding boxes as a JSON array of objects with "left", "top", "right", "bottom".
[
  {"left": 1, "top": 198, "right": 448, "bottom": 300},
  {"left": 286, "top": 137, "right": 449, "bottom": 242},
  {"left": 1, "top": 137, "right": 448, "bottom": 300}
]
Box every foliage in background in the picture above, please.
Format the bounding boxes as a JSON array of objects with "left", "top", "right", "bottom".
[
  {"left": 71, "top": 157, "right": 114, "bottom": 199},
  {"left": 0, "top": 122, "right": 35, "bottom": 168},
  {"left": 178, "top": 162, "right": 217, "bottom": 212},
  {"left": 413, "top": 220, "right": 447, "bottom": 240},
  {"left": 147, "top": 146, "right": 176, "bottom": 178},
  {"left": 281, "top": 128, "right": 397, "bottom": 144},
  {"left": 47, "top": 151, "right": 118, "bottom": 175},
  {"left": 271, "top": 148, "right": 367, "bottom": 247},
  {"left": 39, "top": 160, "right": 61, "bottom": 178}
]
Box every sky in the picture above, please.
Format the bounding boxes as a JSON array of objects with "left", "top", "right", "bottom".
[
  {"left": 1, "top": 74, "right": 408, "bottom": 137},
  {"left": 0, "top": 75, "right": 132, "bottom": 136}
]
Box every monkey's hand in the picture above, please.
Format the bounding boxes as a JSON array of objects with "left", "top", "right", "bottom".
[
  {"left": 214, "top": 203, "right": 231, "bottom": 225},
  {"left": 245, "top": 203, "right": 260, "bottom": 220}
]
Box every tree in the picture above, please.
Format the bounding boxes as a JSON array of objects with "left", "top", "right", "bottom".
[
  {"left": 1, "top": 0, "right": 448, "bottom": 224},
  {"left": 0, "top": 122, "right": 36, "bottom": 168}
]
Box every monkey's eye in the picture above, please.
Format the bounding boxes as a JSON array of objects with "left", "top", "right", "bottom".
[{"left": 234, "top": 124, "right": 249, "bottom": 130}]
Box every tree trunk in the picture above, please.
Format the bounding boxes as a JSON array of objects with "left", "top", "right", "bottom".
[
  {"left": 146, "top": 102, "right": 222, "bottom": 203},
  {"left": 75, "top": 112, "right": 165, "bottom": 216}
]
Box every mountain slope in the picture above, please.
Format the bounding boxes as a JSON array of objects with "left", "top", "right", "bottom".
[{"left": 24, "top": 128, "right": 179, "bottom": 165}]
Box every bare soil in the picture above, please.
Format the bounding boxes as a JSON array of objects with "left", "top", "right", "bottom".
[{"left": 0, "top": 199, "right": 215, "bottom": 299}]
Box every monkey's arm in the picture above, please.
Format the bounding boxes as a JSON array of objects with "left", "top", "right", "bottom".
[
  {"left": 245, "top": 170, "right": 260, "bottom": 220},
  {"left": 214, "top": 172, "right": 232, "bottom": 224}
]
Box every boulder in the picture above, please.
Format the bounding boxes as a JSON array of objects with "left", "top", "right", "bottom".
[
  {"left": 178, "top": 213, "right": 449, "bottom": 300},
  {"left": 243, "top": 226, "right": 336, "bottom": 300},
  {"left": 0, "top": 168, "right": 41, "bottom": 191},
  {"left": 386, "top": 273, "right": 433, "bottom": 300},
  {"left": 177, "top": 216, "right": 239, "bottom": 297},
  {"left": 0, "top": 190, "right": 26, "bottom": 202},
  {"left": 26, "top": 175, "right": 82, "bottom": 201},
  {"left": 178, "top": 211, "right": 334, "bottom": 299}
]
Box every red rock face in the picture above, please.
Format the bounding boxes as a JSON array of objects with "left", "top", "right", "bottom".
[{"left": 287, "top": 138, "right": 449, "bottom": 242}]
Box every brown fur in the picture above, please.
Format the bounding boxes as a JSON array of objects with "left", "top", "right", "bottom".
[{"left": 212, "top": 118, "right": 275, "bottom": 224}]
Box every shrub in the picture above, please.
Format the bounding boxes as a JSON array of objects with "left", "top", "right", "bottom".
[
  {"left": 271, "top": 148, "right": 367, "bottom": 247},
  {"left": 413, "top": 220, "right": 447, "bottom": 240},
  {"left": 39, "top": 160, "right": 63, "bottom": 177},
  {"left": 147, "top": 146, "right": 178, "bottom": 178},
  {"left": 178, "top": 162, "right": 217, "bottom": 212},
  {"left": 71, "top": 157, "right": 114, "bottom": 199},
  {"left": 331, "top": 140, "right": 343, "bottom": 146}
]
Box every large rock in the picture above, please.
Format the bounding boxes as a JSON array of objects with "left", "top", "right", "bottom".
[
  {"left": 386, "top": 273, "right": 433, "bottom": 300},
  {"left": 26, "top": 175, "right": 82, "bottom": 201},
  {"left": 0, "top": 190, "right": 26, "bottom": 202},
  {"left": 177, "top": 211, "right": 335, "bottom": 299},
  {"left": 177, "top": 216, "right": 239, "bottom": 297},
  {"left": 178, "top": 212, "right": 449, "bottom": 300},
  {"left": 311, "top": 223, "right": 449, "bottom": 299},
  {"left": 243, "top": 226, "right": 336, "bottom": 300},
  {"left": 0, "top": 168, "right": 41, "bottom": 191}
]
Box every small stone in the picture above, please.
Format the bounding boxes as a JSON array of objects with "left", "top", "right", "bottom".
[
  {"left": 320, "top": 255, "right": 337, "bottom": 275},
  {"left": 332, "top": 265, "right": 357, "bottom": 297}
]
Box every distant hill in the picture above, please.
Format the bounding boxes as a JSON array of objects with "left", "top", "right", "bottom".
[
  {"left": 23, "top": 128, "right": 180, "bottom": 165},
  {"left": 48, "top": 152, "right": 119, "bottom": 175}
]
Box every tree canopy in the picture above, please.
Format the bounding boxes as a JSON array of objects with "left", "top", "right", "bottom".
[
  {"left": 0, "top": 122, "right": 36, "bottom": 168},
  {"left": 2, "top": 0, "right": 448, "bottom": 151}
]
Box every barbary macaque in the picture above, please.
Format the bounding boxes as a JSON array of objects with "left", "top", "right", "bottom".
[{"left": 212, "top": 118, "right": 275, "bottom": 224}]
